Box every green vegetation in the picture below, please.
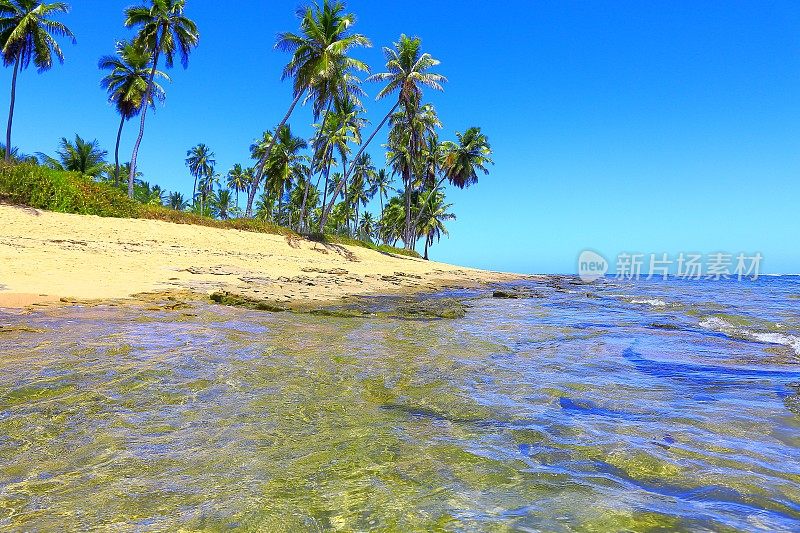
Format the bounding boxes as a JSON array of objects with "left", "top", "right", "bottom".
[
  {"left": 0, "top": 0, "right": 493, "bottom": 260},
  {"left": 0, "top": 162, "right": 422, "bottom": 258}
]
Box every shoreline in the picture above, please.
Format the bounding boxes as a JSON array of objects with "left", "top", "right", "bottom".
[{"left": 0, "top": 204, "right": 533, "bottom": 311}]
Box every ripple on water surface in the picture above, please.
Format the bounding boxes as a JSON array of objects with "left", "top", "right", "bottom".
[{"left": 0, "top": 277, "right": 799, "bottom": 531}]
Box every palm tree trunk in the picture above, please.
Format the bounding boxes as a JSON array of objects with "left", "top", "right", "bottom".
[
  {"left": 128, "top": 32, "right": 163, "bottom": 198},
  {"left": 5, "top": 55, "right": 20, "bottom": 162},
  {"left": 113, "top": 115, "right": 125, "bottom": 187},
  {"left": 245, "top": 90, "right": 305, "bottom": 217},
  {"left": 341, "top": 155, "right": 348, "bottom": 233},
  {"left": 319, "top": 148, "right": 333, "bottom": 231},
  {"left": 319, "top": 99, "right": 402, "bottom": 231},
  {"left": 192, "top": 176, "right": 198, "bottom": 206},
  {"left": 299, "top": 177, "right": 311, "bottom": 232},
  {"left": 404, "top": 171, "right": 412, "bottom": 249},
  {"left": 424, "top": 235, "right": 430, "bottom": 260}
]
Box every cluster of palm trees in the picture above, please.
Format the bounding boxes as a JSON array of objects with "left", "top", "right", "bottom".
[{"left": 1, "top": 0, "right": 493, "bottom": 257}]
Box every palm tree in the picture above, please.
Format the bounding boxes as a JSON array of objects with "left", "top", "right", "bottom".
[
  {"left": 37, "top": 134, "right": 107, "bottom": 177},
  {"left": 116, "top": 162, "right": 142, "bottom": 190},
  {"left": 99, "top": 40, "right": 169, "bottom": 186},
  {"left": 386, "top": 100, "right": 441, "bottom": 248},
  {"left": 358, "top": 211, "right": 376, "bottom": 242},
  {"left": 0, "top": 1, "right": 74, "bottom": 162},
  {"left": 185, "top": 143, "right": 214, "bottom": 206},
  {"left": 0, "top": 142, "right": 32, "bottom": 162},
  {"left": 316, "top": 95, "right": 366, "bottom": 230},
  {"left": 124, "top": 0, "right": 199, "bottom": 198},
  {"left": 264, "top": 124, "right": 308, "bottom": 223},
  {"left": 411, "top": 127, "right": 493, "bottom": 233},
  {"left": 293, "top": 173, "right": 319, "bottom": 231},
  {"left": 212, "top": 188, "right": 233, "bottom": 220},
  {"left": 347, "top": 152, "right": 376, "bottom": 232},
  {"left": 320, "top": 34, "right": 445, "bottom": 228},
  {"left": 244, "top": 0, "right": 370, "bottom": 217},
  {"left": 417, "top": 190, "right": 454, "bottom": 260},
  {"left": 371, "top": 168, "right": 393, "bottom": 220},
  {"left": 254, "top": 189, "right": 277, "bottom": 221},
  {"left": 137, "top": 181, "right": 165, "bottom": 205},
  {"left": 379, "top": 195, "right": 405, "bottom": 246},
  {"left": 197, "top": 172, "right": 219, "bottom": 216},
  {"left": 226, "top": 163, "right": 249, "bottom": 210},
  {"left": 167, "top": 191, "right": 187, "bottom": 210}
]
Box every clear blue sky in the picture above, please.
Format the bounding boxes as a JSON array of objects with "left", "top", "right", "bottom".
[{"left": 3, "top": 1, "right": 799, "bottom": 273}]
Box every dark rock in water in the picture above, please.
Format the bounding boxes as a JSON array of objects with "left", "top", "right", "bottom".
[
  {"left": 392, "top": 298, "right": 467, "bottom": 319},
  {"left": 785, "top": 394, "right": 800, "bottom": 416},
  {"left": 308, "top": 308, "right": 370, "bottom": 319},
  {"left": 650, "top": 323, "right": 681, "bottom": 331},
  {"left": 493, "top": 289, "right": 545, "bottom": 299},
  {"left": 0, "top": 325, "right": 44, "bottom": 334},
  {"left": 210, "top": 292, "right": 285, "bottom": 313}
]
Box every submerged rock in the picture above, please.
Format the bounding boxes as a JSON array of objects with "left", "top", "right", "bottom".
[
  {"left": 650, "top": 323, "right": 682, "bottom": 331},
  {"left": 209, "top": 291, "right": 468, "bottom": 320},
  {"left": 308, "top": 308, "right": 370, "bottom": 319},
  {"left": 492, "top": 288, "right": 545, "bottom": 299},
  {"left": 0, "top": 325, "right": 44, "bottom": 334},
  {"left": 392, "top": 298, "right": 467, "bottom": 319},
  {"left": 209, "top": 292, "right": 286, "bottom": 313}
]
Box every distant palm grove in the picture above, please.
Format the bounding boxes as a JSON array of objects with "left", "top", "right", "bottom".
[{"left": 0, "top": 0, "right": 493, "bottom": 259}]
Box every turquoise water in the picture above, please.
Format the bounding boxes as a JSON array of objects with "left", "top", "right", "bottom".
[{"left": 0, "top": 276, "right": 799, "bottom": 531}]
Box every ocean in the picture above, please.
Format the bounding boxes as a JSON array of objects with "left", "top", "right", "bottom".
[{"left": 1, "top": 276, "right": 799, "bottom": 531}]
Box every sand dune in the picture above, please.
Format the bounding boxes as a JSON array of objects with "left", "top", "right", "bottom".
[{"left": 0, "top": 205, "right": 521, "bottom": 309}]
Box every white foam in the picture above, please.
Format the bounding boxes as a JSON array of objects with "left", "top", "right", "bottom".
[
  {"left": 751, "top": 333, "right": 800, "bottom": 356},
  {"left": 699, "top": 317, "right": 800, "bottom": 356},
  {"left": 630, "top": 298, "right": 668, "bottom": 307}
]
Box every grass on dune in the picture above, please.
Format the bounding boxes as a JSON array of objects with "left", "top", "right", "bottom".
[{"left": 0, "top": 162, "right": 420, "bottom": 258}]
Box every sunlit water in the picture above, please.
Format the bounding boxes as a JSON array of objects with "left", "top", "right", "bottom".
[{"left": 1, "top": 277, "right": 799, "bottom": 531}]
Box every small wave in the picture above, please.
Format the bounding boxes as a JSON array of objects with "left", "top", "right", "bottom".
[
  {"left": 699, "top": 317, "right": 800, "bottom": 356},
  {"left": 751, "top": 333, "right": 800, "bottom": 356},
  {"left": 629, "top": 298, "right": 668, "bottom": 307}
]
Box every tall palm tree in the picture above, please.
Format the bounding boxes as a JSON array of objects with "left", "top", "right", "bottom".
[
  {"left": 226, "top": 163, "right": 249, "bottom": 209},
  {"left": 347, "top": 152, "right": 375, "bottom": 232},
  {"left": 197, "top": 171, "right": 219, "bottom": 216},
  {"left": 99, "top": 40, "right": 168, "bottom": 186},
  {"left": 124, "top": 0, "right": 199, "bottom": 198},
  {"left": 372, "top": 168, "right": 393, "bottom": 220},
  {"left": 316, "top": 95, "right": 366, "bottom": 230},
  {"left": 244, "top": 0, "right": 370, "bottom": 217},
  {"left": 321, "top": 34, "right": 445, "bottom": 228},
  {"left": 386, "top": 100, "right": 441, "bottom": 248},
  {"left": 185, "top": 143, "right": 214, "bottom": 206},
  {"left": 264, "top": 124, "right": 308, "bottom": 223},
  {"left": 37, "top": 134, "right": 107, "bottom": 177},
  {"left": 0, "top": 1, "right": 74, "bottom": 162}
]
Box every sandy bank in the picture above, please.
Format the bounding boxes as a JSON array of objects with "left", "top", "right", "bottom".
[{"left": 0, "top": 204, "right": 524, "bottom": 309}]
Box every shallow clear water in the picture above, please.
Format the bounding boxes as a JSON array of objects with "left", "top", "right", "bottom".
[{"left": 0, "top": 277, "right": 799, "bottom": 531}]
